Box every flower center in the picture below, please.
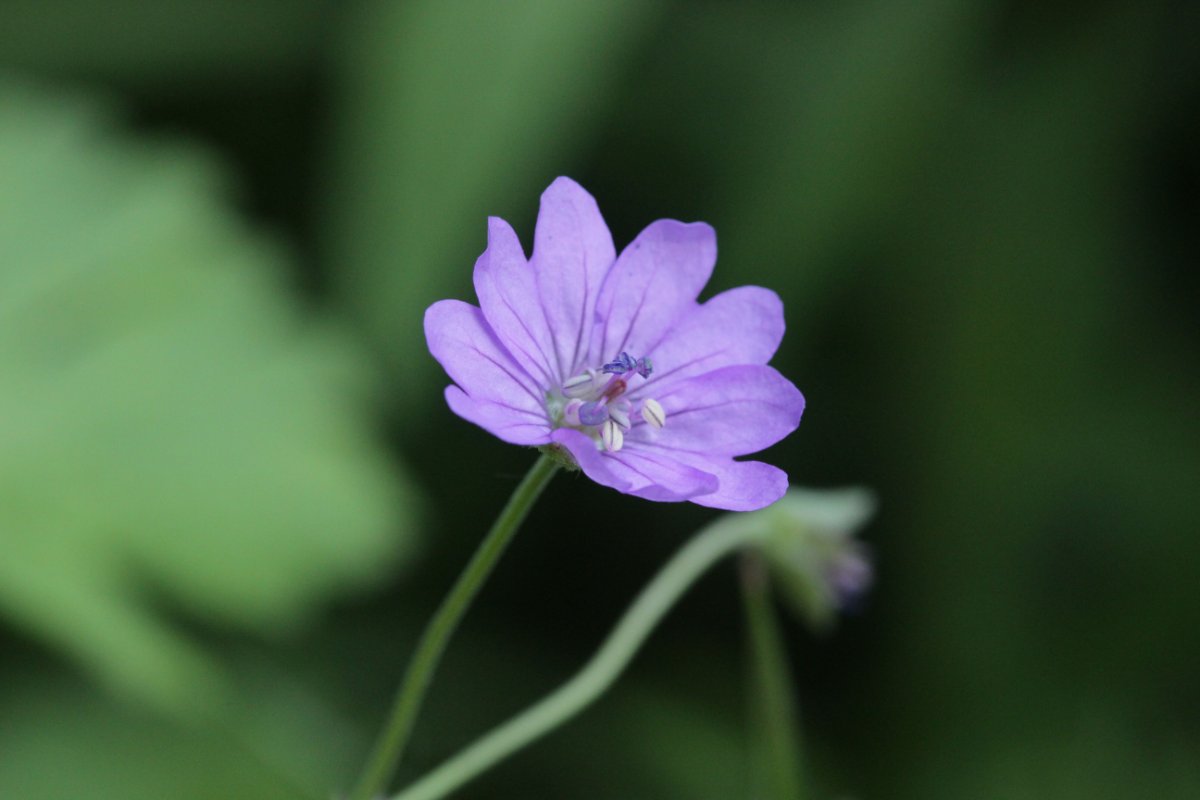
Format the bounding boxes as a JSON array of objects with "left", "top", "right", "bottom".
[{"left": 550, "top": 351, "right": 667, "bottom": 453}]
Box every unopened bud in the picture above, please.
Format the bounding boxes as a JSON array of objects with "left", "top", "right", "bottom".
[{"left": 758, "top": 488, "right": 876, "bottom": 631}]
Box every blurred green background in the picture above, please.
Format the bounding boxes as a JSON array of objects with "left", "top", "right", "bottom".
[{"left": 1, "top": 1, "right": 1197, "bottom": 798}]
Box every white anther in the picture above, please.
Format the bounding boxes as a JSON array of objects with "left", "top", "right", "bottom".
[
  {"left": 562, "top": 373, "right": 594, "bottom": 398},
  {"left": 563, "top": 399, "right": 583, "bottom": 426},
  {"left": 601, "top": 419, "right": 624, "bottom": 452},
  {"left": 608, "top": 401, "right": 631, "bottom": 430},
  {"left": 641, "top": 398, "right": 666, "bottom": 429}
]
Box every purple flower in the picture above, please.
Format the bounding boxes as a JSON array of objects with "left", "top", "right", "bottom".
[{"left": 425, "top": 178, "right": 804, "bottom": 511}]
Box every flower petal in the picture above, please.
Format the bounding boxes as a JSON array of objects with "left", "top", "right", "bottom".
[
  {"left": 592, "top": 219, "right": 716, "bottom": 367},
  {"left": 661, "top": 452, "right": 789, "bottom": 511},
  {"left": 650, "top": 365, "right": 804, "bottom": 457},
  {"left": 444, "top": 386, "right": 550, "bottom": 446},
  {"left": 632, "top": 286, "right": 784, "bottom": 399},
  {"left": 473, "top": 216, "right": 559, "bottom": 389},
  {"left": 550, "top": 429, "right": 718, "bottom": 502},
  {"left": 608, "top": 448, "right": 720, "bottom": 502},
  {"left": 424, "top": 299, "right": 543, "bottom": 411},
  {"left": 532, "top": 177, "right": 616, "bottom": 379},
  {"left": 551, "top": 428, "right": 631, "bottom": 493}
]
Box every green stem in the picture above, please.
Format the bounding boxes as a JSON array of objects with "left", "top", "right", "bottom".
[
  {"left": 740, "top": 554, "right": 807, "bottom": 800},
  {"left": 348, "top": 453, "right": 559, "bottom": 800},
  {"left": 390, "top": 517, "right": 765, "bottom": 800}
]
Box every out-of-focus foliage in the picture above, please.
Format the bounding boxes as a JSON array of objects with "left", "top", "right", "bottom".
[
  {"left": 0, "top": 1, "right": 330, "bottom": 90},
  {"left": 0, "top": 0, "right": 1197, "bottom": 799},
  {"left": 0, "top": 667, "right": 342, "bottom": 800},
  {"left": 0, "top": 79, "right": 416, "bottom": 716}
]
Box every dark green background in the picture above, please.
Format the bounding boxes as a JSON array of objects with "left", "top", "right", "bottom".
[{"left": 1, "top": 1, "right": 1196, "bottom": 798}]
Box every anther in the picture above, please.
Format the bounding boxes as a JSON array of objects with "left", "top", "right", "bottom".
[
  {"left": 563, "top": 399, "right": 583, "bottom": 426},
  {"left": 601, "top": 352, "right": 636, "bottom": 375},
  {"left": 640, "top": 398, "right": 666, "bottom": 429},
  {"left": 601, "top": 419, "right": 624, "bottom": 452},
  {"left": 608, "top": 401, "right": 631, "bottom": 430},
  {"left": 563, "top": 373, "right": 595, "bottom": 398},
  {"left": 601, "top": 352, "right": 653, "bottom": 379}
]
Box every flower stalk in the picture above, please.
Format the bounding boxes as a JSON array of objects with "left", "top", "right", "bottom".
[
  {"left": 347, "top": 453, "right": 559, "bottom": 800},
  {"left": 741, "top": 553, "right": 807, "bottom": 800},
  {"left": 389, "top": 514, "right": 767, "bottom": 800}
]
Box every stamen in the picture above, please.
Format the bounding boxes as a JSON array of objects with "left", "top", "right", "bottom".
[
  {"left": 563, "top": 399, "right": 583, "bottom": 426},
  {"left": 562, "top": 373, "right": 595, "bottom": 398},
  {"left": 601, "top": 352, "right": 636, "bottom": 375},
  {"left": 608, "top": 401, "right": 631, "bottom": 430},
  {"left": 601, "top": 419, "right": 624, "bottom": 452},
  {"left": 641, "top": 398, "right": 666, "bottom": 429},
  {"left": 601, "top": 352, "right": 653, "bottom": 379},
  {"left": 552, "top": 354, "right": 661, "bottom": 445}
]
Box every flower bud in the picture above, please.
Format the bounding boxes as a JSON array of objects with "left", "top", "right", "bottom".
[{"left": 756, "top": 488, "right": 876, "bottom": 631}]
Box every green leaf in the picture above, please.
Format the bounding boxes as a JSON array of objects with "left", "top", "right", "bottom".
[
  {"left": 0, "top": 79, "right": 418, "bottom": 714},
  {"left": 320, "top": 0, "right": 660, "bottom": 417}
]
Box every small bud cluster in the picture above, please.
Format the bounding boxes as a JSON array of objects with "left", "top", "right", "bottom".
[{"left": 756, "top": 488, "right": 876, "bottom": 630}]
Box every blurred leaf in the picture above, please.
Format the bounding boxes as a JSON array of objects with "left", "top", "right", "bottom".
[
  {"left": 0, "top": 78, "right": 417, "bottom": 714},
  {"left": 0, "top": 666, "right": 332, "bottom": 800},
  {"left": 0, "top": 0, "right": 330, "bottom": 91},
  {"left": 321, "top": 0, "right": 660, "bottom": 419}
]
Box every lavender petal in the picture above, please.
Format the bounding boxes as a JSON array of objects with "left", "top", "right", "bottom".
[
  {"left": 424, "top": 299, "right": 544, "bottom": 412},
  {"left": 444, "top": 386, "right": 551, "bottom": 446},
  {"left": 653, "top": 365, "right": 804, "bottom": 457},
  {"left": 473, "top": 216, "right": 560, "bottom": 389},
  {"left": 591, "top": 219, "right": 715, "bottom": 367},
  {"left": 630, "top": 286, "right": 785, "bottom": 399},
  {"left": 532, "top": 177, "right": 616, "bottom": 378}
]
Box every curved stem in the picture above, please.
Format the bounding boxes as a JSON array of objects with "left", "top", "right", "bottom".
[
  {"left": 740, "top": 553, "right": 807, "bottom": 800},
  {"left": 391, "top": 518, "right": 763, "bottom": 800},
  {"left": 348, "top": 453, "right": 559, "bottom": 800}
]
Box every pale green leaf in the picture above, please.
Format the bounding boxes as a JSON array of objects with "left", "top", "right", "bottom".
[
  {"left": 0, "top": 667, "right": 338, "bottom": 800},
  {"left": 0, "top": 79, "right": 417, "bottom": 713}
]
